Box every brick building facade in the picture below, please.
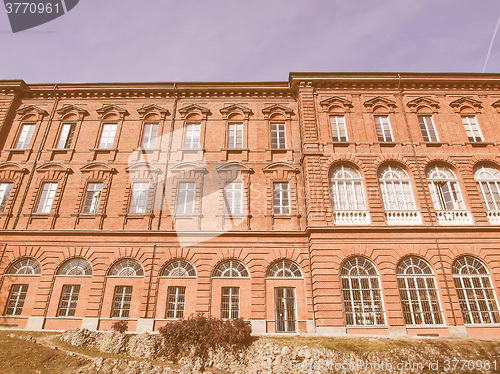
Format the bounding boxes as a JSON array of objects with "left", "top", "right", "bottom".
[{"left": 0, "top": 73, "right": 499, "bottom": 338}]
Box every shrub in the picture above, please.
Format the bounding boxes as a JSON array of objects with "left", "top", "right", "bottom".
[
  {"left": 111, "top": 320, "right": 128, "bottom": 333},
  {"left": 159, "top": 314, "right": 252, "bottom": 365}
]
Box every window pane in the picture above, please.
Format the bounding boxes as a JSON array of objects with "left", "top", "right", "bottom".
[
  {"left": 228, "top": 123, "right": 243, "bottom": 148},
  {"left": 224, "top": 182, "right": 243, "bottom": 214},
  {"left": 177, "top": 182, "right": 195, "bottom": 214},
  {"left": 57, "top": 285, "right": 80, "bottom": 317},
  {"left": 374, "top": 116, "right": 393, "bottom": 142},
  {"left": 36, "top": 183, "right": 58, "bottom": 213},
  {"left": 82, "top": 183, "right": 103, "bottom": 213},
  {"left": 330, "top": 116, "right": 347, "bottom": 141},
  {"left": 184, "top": 123, "right": 201, "bottom": 149},
  {"left": 166, "top": 286, "right": 186, "bottom": 319},
  {"left": 129, "top": 182, "right": 149, "bottom": 213},
  {"left": 270, "top": 123, "right": 286, "bottom": 149},
  {"left": 56, "top": 124, "right": 76, "bottom": 149},
  {"left": 98, "top": 124, "right": 117, "bottom": 149},
  {"left": 273, "top": 182, "right": 290, "bottom": 214},
  {"left": 15, "top": 124, "right": 35, "bottom": 149},
  {"left": 0, "top": 183, "right": 14, "bottom": 213},
  {"left": 4, "top": 284, "right": 28, "bottom": 316},
  {"left": 462, "top": 116, "right": 483, "bottom": 142},
  {"left": 275, "top": 287, "right": 296, "bottom": 332},
  {"left": 111, "top": 286, "right": 132, "bottom": 318},
  {"left": 141, "top": 123, "right": 159, "bottom": 149},
  {"left": 221, "top": 287, "right": 239, "bottom": 319}
]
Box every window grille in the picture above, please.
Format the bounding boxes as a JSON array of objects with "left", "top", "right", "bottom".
[
  {"left": 275, "top": 287, "right": 296, "bottom": 332},
  {"left": 228, "top": 123, "right": 243, "bottom": 148},
  {"left": 418, "top": 115, "right": 438, "bottom": 142},
  {"left": 374, "top": 116, "right": 393, "bottom": 142},
  {"left": 7, "top": 258, "right": 41, "bottom": 275},
  {"left": 82, "top": 183, "right": 102, "bottom": 214},
  {"left": 378, "top": 165, "right": 417, "bottom": 212},
  {"left": 341, "top": 257, "right": 385, "bottom": 326},
  {"left": 273, "top": 183, "right": 290, "bottom": 214},
  {"left": 452, "top": 256, "right": 500, "bottom": 324},
  {"left": 224, "top": 182, "right": 243, "bottom": 214},
  {"left": 98, "top": 123, "right": 117, "bottom": 149},
  {"left": 36, "top": 182, "right": 58, "bottom": 213},
  {"left": 461, "top": 116, "right": 483, "bottom": 142},
  {"left": 4, "top": 284, "right": 28, "bottom": 316},
  {"left": 108, "top": 259, "right": 144, "bottom": 277},
  {"left": 270, "top": 123, "right": 286, "bottom": 149},
  {"left": 141, "top": 123, "right": 159, "bottom": 149},
  {"left": 176, "top": 182, "right": 196, "bottom": 214},
  {"left": 330, "top": 115, "right": 347, "bottom": 141},
  {"left": 221, "top": 287, "right": 239, "bottom": 319},
  {"left": 397, "top": 257, "right": 443, "bottom": 326},
  {"left": 474, "top": 165, "right": 500, "bottom": 212},
  {"left": 266, "top": 260, "right": 302, "bottom": 278},
  {"left": 111, "top": 285, "right": 132, "bottom": 318},
  {"left": 56, "top": 123, "right": 76, "bottom": 149},
  {"left": 213, "top": 260, "right": 249, "bottom": 278},
  {"left": 161, "top": 259, "right": 196, "bottom": 277},
  {"left": 426, "top": 166, "right": 464, "bottom": 211},
  {"left": 129, "top": 182, "right": 149, "bottom": 214},
  {"left": 57, "top": 285, "right": 80, "bottom": 317},
  {"left": 329, "top": 165, "right": 366, "bottom": 211},
  {"left": 15, "top": 124, "right": 35, "bottom": 149},
  {"left": 0, "top": 182, "right": 13, "bottom": 213},
  {"left": 184, "top": 123, "right": 201, "bottom": 149},
  {"left": 166, "top": 286, "right": 186, "bottom": 319},
  {"left": 57, "top": 258, "right": 92, "bottom": 276}
]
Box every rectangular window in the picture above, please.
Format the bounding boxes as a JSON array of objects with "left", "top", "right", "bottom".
[
  {"left": 176, "top": 182, "right": 195, "bottom": 214},
  {"left": 98, "top": 123, "right": 117, "bottom": 149},
  {"left": 15, "top": 124, "right": 35, "bottom": 149},
  {"left": 141, "top": 123, "right": 159, "bottom": 149},
  {"left": 374, "top": 116, "right": 393, "bottom": 142},
  {"left": 36, "top": 182, "right": 58, "bottom": 214},
  {"left": 166, "top": 286, "right": 186, "bottom": 319},
  {"left": 129, "top": 182, "right": 149, "bottom": 214},
  {"left": 330, "top": 115, "right": 348, "bottom": 141},
  {"left": 111, "top": 285, "right": 132, "bottom": 318},
  {"left": 273, "top": 182, "right": 290, "bottom": 214},
  {"left": 270, "top": 122, "right": 286, "bottom": 149},
  {"left": 224, "top": 182, "right": 242, "bottom": 214},
  {"left": 221, "top": 287, "right": 239, "bottom": 319},
  {"left": 56, "top": 123, "right": 76, "bottom": 149},
  {"left": 275, "top": 287, "right": 296, "bottom": 332},
  {"left": 4, "top": 284, "right": 28, "bottom": 316},
  {"left": 82, "top": 183, "right": 103, "bottom": 214},
  {"left": 418, "top": 116, "right": 438, "bottom": 142},
  {"left": 227, "top": 123, "right": 243, "bottom": 148},
  {"left": 0, "top": 182, "right": 14, "bottom": 213},
  {"left": 183, "top": 123, "right": 201, "bottom": 149},
  {"left": 462, "top": 116, "right": 483, "bottom": 142},
  {"left": 57, "top": 285, "right": 80, "bottom": 317}
]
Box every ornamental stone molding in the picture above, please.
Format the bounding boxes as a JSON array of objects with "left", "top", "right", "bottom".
[
  {"left": 178, "top": 104, "right": 211, "bottom": 119},
  {"left": 219, "top": 104, "right": 253, "bottom": 119},
  {"left": 319, "top": 96, "right": 354, "bottom": 113},
  {"left": 449, "top": 97, "right": 483, "bottom": 113},
  {"left": 405, "top": 96, "right": 440, "bottom": 113},
  {"left": 262, "top": 104, "right": 294, "bottom": 119}
]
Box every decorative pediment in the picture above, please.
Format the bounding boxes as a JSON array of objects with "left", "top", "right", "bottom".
[
  {"left": 0, "top": 161, "right": 28, "bottom": 173},
  {"left": 406, "top": 97, "right": 440, "bottom": 113},
  {"left": 16, "top": 105, "right": 48, "bottom": 119},
  {"left": 36, "top": 162, "right": 72, "bottom": 173},
  {"left": 170, "top": 162, "right": 208, "bottom": 173},
  {"left": 319, "top": 96, "right": 353, "bottom": 112},
  {"left": 96, "top": 104, "right": 129, "bottom": 119},
  {"left": 178, "top": 104, "right": 211, "bottom": 119},
  {"left": 363, "top": 96, "right": 397, "bottom": 112},
  {"left": 125, "top": 162, "right": 162, "bottom": 174},
  {"left": 216, "top": 162, "right": 253, "bottom": 173},
  {"left": 55, "top": 104, "right": 89, "bottom": 119},
  {"left": 262, "top": 104, "right": 294, "bottom": 119},
  {"left": 262, "top": 162, "right": 300, "bottom": 173},
  {"left": 449, "top": 97, "right": 482, "bottom": 113},
  {"left": 80, "top": 162, "right": 116, "bottom": 173},
  {"left": 492, "top": 99, "right": 500, "bottom": 113},
  {"left": 137, "top": 104, "right": 170, "bottom": 119},
  {"left": 219, "top": 104, "right": 253, "bottom": 119}
]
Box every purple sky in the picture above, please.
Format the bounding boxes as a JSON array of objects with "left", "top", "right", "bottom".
[{"left": 1, "top": 0, "right": 500, "bottom": 83}]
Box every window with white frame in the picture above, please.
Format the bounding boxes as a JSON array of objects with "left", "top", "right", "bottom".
[
  {"left": 161, "top": 259, "right": 196, "bottom": 277},
  {"left": 36, "top": 182, "right": 58, "bottom": 214},
  {"left": 270, "top": 122, "right": 286, "bottom": 149},
  {"left": 397, "top": 257, "right": 443, "bottom": 326},
  {"left": 330, "top": 115, "right": 348, "bottom": 142},
  {"left": 0, "top": 182, "right": 13, "bottom": 213},
  {"left": 15, "top": 124, "right": 35, "bottom": 149},
  {"left": 227, "top": 122, "right": 243, "bottom": 148},
  {"left": 275, "top": 287, "right": 296, "bottom": 332},
  {"left": 183, "top": 123, "right": 201, "bottom": 149},
  {"left": 176, "top": 182, "right": 195, "bottom": 214},
  {"left": 213, "top": 259, "right": 249, "bottom": 277},
  {"left": 82, "top": 183, "right": 102, "bottom": 214},
  {"left": 374, "top": 115, "right": 393, "bottom": 142},
  {"left": 329, "top": 165, "right": 366, "bottom": 211},
  {"left": 166, "top": 286, "right": 186, "bottom": 319},
  {"left": 111, "top": 285, "right": 132, "bottom": 318},
  {"left": 418, "top": 115, "right": 438, "bottom": 142},
  {"left": 378, "top": 165, "right": 417, "bottom": 211},
  {"left": 56, "top": 123, "right": 76, "bottom": 149},
  {"left": 452, "top": 256, "right": 500, "bottom": 324},
  {"left": 426, "top": 166, "right": 465, "bottom": 211},
  {"left": 224, "top": 181, "right": 243, "bottom": 214},
  {"left": 108, "top": 259, "right": 144, "bottom": 277},
  {"left": 129, "top": 182, "right": 149, "bottom": 214},
  {"left": 266, "top": 260, "right": 302, "bottom": 278},
  {"left": 4, "top": 284, "right": 28, "bottom": 316},
  {"left": 57, "top": 258, "right": 92, "bottom": 276},
  {"left": 461, "top": 116, "right": 483, "bottom": 142},
  {"left": 221, "top": 287, "right": 239, "bottom": 319},
  {"left": 98, "top": 123, "right": 117, "bottom": 149},
  {"left": 141, "top": 123, "right": 158, "bottom": 149},
  {"left": 273, "top": 182, "right": 290, "bottom": 214},
  {"left": 57, "top": 285, "right": 80, "bottom": 317},
  {"left": 7, "top": 258, "right": 41, "bottom": 275},
  {"left": 474, "top": 165, "right": 500, "bottom": 212},
  {"left": 341, "top": 257, "right": 385, "bottom": 326}
]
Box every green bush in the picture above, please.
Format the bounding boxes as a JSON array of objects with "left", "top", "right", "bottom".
[{"left": 159, "top": 314, "right": 252, "bottom": 364}]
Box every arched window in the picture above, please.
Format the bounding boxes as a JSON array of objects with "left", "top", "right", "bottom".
[
  {"left": 397, "top": 257, "right": 443, "bottom": 325},
  {"left": 160, "top": 259, "right": 196, "bottom": 277},
  {"left": 329, "top": 165, "right": 369, "bottom": 224},
  {"left": 266, "top": 260, "right": 302, "bottom": 278},
  {"left": 108, "top": 259, "right": 144, "bottom": 277},
  {"left": 340, "top": 257, "right": 385, "bottom": 326},
  {"left": 6, "top": 258, "right": 41, "bottom": 275},
  {"left": 474, "top": 165, "right": 500, "bottom": 223},
  {"left": 213, "top": 259, "right": 249, "bottom": 278},
  {"left": 426, "top": 165, "right": 465, "bottom": 211},
  {"left": 57, "top": 258, "right": 92, "bottom": 276},
  {"left": 452, "top": 256, "right": 500, "bottom": 324}
]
